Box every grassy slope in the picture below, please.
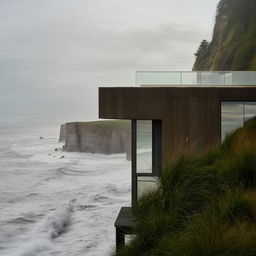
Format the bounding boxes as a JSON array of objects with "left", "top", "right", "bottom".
[
  {"left": 115, "top": 117, "right": 256, "bottom": 256},
  {"left": 193, "top": 0, "right": 256, "bottom": 71}
]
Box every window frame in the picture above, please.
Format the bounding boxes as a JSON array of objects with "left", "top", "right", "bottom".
[
  {"left": 221, "top": 101, "right": 256, "bottom": 141},
  {"left": 132, "top": 119, "right": 162, "bottom": 208}
]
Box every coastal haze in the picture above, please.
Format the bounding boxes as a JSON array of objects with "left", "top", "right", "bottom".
[
  {"left": 0, "top": 1, "right": 219, "bottom": 255},
  {"left": 0, "top": 0, "right": 219, "bottom": 124}
]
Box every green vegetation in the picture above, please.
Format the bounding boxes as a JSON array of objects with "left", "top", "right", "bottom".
[
  {"left": 115, "top": 117, "right": 256, "bottom": 256},
  {"left": 193, "top": 0, "right": 256, "bottom": 71}
]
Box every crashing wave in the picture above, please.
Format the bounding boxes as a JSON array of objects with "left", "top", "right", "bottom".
[{"left": 10, "top": 201, "right": 74, "bottom": 256}]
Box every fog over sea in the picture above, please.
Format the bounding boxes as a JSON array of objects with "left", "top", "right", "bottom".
[{"left": 0, "top": 123, "right": 130, "bottom": 256}]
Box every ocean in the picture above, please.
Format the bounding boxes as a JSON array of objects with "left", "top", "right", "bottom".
[{"left": 0, "top": 124, "right": 131, "bottom": 256}]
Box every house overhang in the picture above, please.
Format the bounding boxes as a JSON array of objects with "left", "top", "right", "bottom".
[{"left": 99, "top": 86, "right": 256, "bottom": 120}]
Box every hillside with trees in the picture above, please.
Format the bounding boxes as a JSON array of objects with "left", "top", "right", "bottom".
[{"left": 193, "top": 0, "right": 256, "bottom": 71}]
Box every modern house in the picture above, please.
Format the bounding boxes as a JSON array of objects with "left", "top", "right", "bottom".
[{"left": 98, "top": 71, "right": 256, "bottom": 251}]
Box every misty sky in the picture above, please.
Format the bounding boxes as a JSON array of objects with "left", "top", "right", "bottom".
[{"left": 0, "top": 0, "right": 219, "bottom": 125}]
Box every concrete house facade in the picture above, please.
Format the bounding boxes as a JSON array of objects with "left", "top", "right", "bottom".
[{"left": 98, "top": 71, "right": 256, "bottom": 250}]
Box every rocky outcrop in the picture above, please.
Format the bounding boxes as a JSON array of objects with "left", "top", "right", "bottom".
[{"left": 59, "top": 121, "right": 131, "bottom": 160}]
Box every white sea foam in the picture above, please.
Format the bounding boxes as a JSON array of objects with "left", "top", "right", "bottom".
[{"left": 0, "top": 126, "right": 131, "bottom": 256}]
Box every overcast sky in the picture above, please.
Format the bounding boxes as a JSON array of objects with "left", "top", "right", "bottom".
[{"left": 0, "top": 0, "right": 219, "bottom": 126}]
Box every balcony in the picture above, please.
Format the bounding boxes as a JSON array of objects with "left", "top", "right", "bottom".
[{"left": 136, "top": 71, "right": 256, "bottom": 87}]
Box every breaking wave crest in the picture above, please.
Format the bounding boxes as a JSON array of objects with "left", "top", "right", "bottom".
[
  {"left": 37, "top": 202, "right": 73, "bottom": 239},
  {"left": 9, "top": 201, "right": 74, "bottom": 256}
]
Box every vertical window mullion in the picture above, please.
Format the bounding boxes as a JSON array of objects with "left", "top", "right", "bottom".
[
  {"left": 132, "top": 120, "right": 137, "bottom": 208},
  {"left": 152, "top": 120, "right": 162, "bottom": 176}
]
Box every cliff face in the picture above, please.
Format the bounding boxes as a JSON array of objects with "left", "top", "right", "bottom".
[
  {"left": 59, "top": 124, "right": 66, "bottom": 142},
  {"left": 193, "top": 0, "right": 256, "bottom": 71},
  {"left": 60, "top": 121, "right": 131, "bottom": 160}
]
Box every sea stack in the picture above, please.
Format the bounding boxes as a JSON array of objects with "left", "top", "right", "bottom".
[{"left": 59, "top": 121, "right": 131, "bottom": 160}]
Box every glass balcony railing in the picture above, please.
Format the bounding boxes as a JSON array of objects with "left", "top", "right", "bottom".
[{"left": 135, "top": 71, "right": 256, "bottom": 87}]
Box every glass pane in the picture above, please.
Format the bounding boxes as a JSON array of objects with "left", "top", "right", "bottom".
[
  {"left": 137, "top": 120, "right": 152, "bottom": 173},
  {"left": 135, "top": 71, "right": 256, "bottom": 87},
  {"left": 201, "top": 72, "right": 225, "bottom": 85},
  {"left": 181, "top": 72, "right": 199, "bottom": 85},
  {"left": 224, "top": 72, "right": 232, "bottom": 85},
  {"left": 232, "top": 71, "right": 256, "bottom": 85},
  {"left": 137, "top": 176, "right": 158, "bottom": 199},
  {"left": 221, "top": 102, "right": 244, "bottom": 141},
  {"left": 244, "top": 102, "right": 256, "bottom": 122},
  {"left": 125, "top": 235, "right": 136, "bottom": 245}
]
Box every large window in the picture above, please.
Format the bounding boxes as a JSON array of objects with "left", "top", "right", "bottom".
[
  {"left": 132, "top": 120, "right": 162, "bottom": 207},
  {"left": 244, "top": 102, "right": 256, "bottom": 122},
  {"left": 136, "top": 120, "right": 152, "bottom": 173},
  {"left": 221, "top": 102, "right": 244, "bottom": 141},
  {"left": 221, "top": 102, "right": 256, "bottom": 141}
]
